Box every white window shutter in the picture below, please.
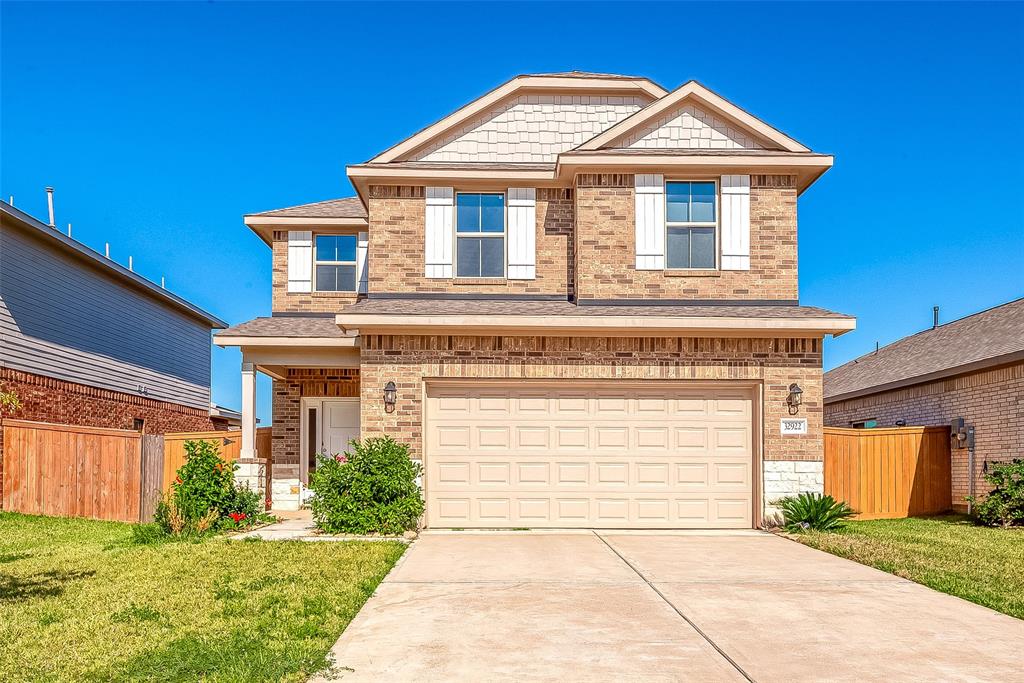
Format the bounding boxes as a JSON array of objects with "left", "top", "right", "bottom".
[
  {"left": 425, "top": 187, "right": 454, "bottom": 278},
  {"left": 721, "top": 175, "right": 751, "bottom": 270},
  {"left": 357, "top": 231, "right": 368, "bottom": 294},
  {"left": 287, "top": 230, "right": 312, "bottom": 292},
  {"left": 635, "top": 174, "right": 665, "bottom": 270},
  {"left": 507, "top": 188, "right": 536, "bottom": 279}
]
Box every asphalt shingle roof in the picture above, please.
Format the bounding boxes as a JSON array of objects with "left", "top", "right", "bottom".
[
  {"left": 340, "top": 298, "right": 851, "bottom": 319},
  {"left": 824, "top": 298, "right": 1024, "bottom": 401},
  {"left": 216, "top": 316, "right": 347, "bottom": 338},
  {"left": 251, "top": 197, "right": 366, "bottom": 219}
]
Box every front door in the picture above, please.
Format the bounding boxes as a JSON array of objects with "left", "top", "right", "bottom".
[{"left": 320, "top": 399, "right": 360, "bottom": 458}]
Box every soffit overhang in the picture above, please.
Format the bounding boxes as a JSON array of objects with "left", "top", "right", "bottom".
[{"left": 336, "top": 312, "right": 855, "bottom": 338}]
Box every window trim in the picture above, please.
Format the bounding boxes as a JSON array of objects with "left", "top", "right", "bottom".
[
  {"left": 454, "top": 190, "right": 507, "bottom": 279},
  {"left": 664, "top": 178, "right": 720, "bottom": 271},
  {"left": 313, "top": 232, "right": 358, "bottom": 292}
]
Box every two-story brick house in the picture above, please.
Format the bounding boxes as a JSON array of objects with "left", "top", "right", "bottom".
[{"left": 216, "top": 72, "right": 855, "bottom": 527}]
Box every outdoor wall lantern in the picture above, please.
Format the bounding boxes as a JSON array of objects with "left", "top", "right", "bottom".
[
  {"left": 383, "top": 381, "right": 397, "bottom": 413},
  {"left": 786, "top": 383, "right": 803, "bottom": 415}
]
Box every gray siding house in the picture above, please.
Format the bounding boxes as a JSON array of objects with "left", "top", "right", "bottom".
[{"left": 0, "top": 200, "right": 226, "bottom": 437}]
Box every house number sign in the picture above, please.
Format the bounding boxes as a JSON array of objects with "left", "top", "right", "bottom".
[{"left": 780, "top": 418, "right": 808, "bottom": 435}]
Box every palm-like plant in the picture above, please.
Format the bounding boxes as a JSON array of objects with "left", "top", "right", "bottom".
[{"left": 778, "top": 492, "right": 855, "bottom": 532}]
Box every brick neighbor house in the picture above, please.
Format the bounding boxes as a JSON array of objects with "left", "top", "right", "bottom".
[
  {"left": 215, "top": 72, "right": 856, "bottom": 527},
  {"left": 824, "top": 298, "right": 1024, "bottom": 510},
  {"left": 0, "top": 199, "right": 227, "bottom": 506}
]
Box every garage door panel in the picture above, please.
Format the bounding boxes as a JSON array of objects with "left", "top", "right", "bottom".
[{"left": 426, "top": 384, "right": 753, "bottom": 529}]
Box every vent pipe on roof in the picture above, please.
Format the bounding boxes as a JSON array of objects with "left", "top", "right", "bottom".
[
  {"left": 67, "top": 223, "right": 72, "bottom": 238},
  {"left": 45, "top": 187, "right": 55, "bottom": 226},
  {"left": 8, "top": 196, "right": 13, "bottom": 206},
  {"left": 128, "top": 255, "right": 134, "bottom": 272},
  {"left": 933, "top": 306, "right": 940, "bottom": 329},
  {"left": 105, "top": 243, "right": 110, "bottom": 258}
]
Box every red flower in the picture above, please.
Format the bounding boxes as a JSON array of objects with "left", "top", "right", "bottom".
[
  {"left": 175, "top": 476, "right": 182, "bottom": 485},
  {"left": 229, "top": 512, "right": 247, "bottom": 523},
  {"left": 334, "top": 454, "right": 348, "bottom": 464}
]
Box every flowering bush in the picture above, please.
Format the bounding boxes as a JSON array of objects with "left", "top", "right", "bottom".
[
  {"left": 309, "top": 436, "right": 423, "bottom": 535},
  {"left": 153, "top": 439, "right": 268, "bottom": 536}
]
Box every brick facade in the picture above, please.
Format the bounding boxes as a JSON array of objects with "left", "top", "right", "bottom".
[
  {"left": 358, "top": 334, "right": 823, "bottom": 463},
  {"left": 365, "top": 185, "right": 572, "bottom": 297},
  {"left": 271, "top": 230, "right": 360, "bottom": 313},
  {"left": 825, "top": 362, "right": 1024, "bottom": 509},
  {"left": 0, "top": 367, "right": 214, "bottom": 508},
  {"left": 574, "top": 174, "right": 799, "bottom": 301},
  {"left": 270, "top": 368, "right": 360, "bottom": 484},
  {"left": 270, "top": 175, "right": 799, "bottom": 312}
]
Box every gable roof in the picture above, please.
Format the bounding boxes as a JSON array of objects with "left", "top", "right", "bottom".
[
  {"left": 0, "top": 201, "right": 226, "bottom": 328},
  {"left": 824, "top": 298, "right": 1024, "bottom": 402},
  {"left": 576, "top": 80, "right": 809, "bottom": 153},
  {"left": 367, "top": 73, "right": 668, "bottom": 164}
]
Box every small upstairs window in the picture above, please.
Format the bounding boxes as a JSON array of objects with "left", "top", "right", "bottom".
[
  {"left": 666, "top": 181, "right": 717, "bottom": 269},
  {"left": 456, "top": 192, "right": 505, "bottom": 278},
  {"left": 314, "top": 234, "right": 357, "bottom": 291}
]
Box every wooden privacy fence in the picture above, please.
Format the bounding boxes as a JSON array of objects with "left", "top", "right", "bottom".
[
  {"left": 2, "top": 420, "right": 145, "bottom": 522},
  {"left": 2, "top": 420, "right": 272, "bottom": 523},
  {"left": 161, "top": 427, "right": 271, "bottom": 492},
  {"left": 824, "top": 426, "right": 951, "bottom": 519}
]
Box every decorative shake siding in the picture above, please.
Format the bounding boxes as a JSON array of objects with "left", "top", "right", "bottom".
[
  {"left": 366, "top": 186, "right": 572, "bottom": 297},
  {"left": 358, "top": 334, "right": 823, "bottom": 463},
  {"left": 413, "top": 94, "right": 648, "bottom": 163},
  {"left": 271, "top": 230, "right": 360, "bottom": 313},
  {"left": 825, "top": 362, "right": 1024, "bottom": 509},
  {"left": 621, "top": 103, "right": 765, "bottom": 150},
  {"left": 573, "top": 174, "right": 799, "bottom": 301}
]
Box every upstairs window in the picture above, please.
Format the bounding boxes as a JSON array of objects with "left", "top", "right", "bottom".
[
  {"left": 314, "top": 234, "right": 357, "bottom": 291},
  {"left": 456, "top": 192, "right": 505, "bottom": 278},
  {"left": 666, "top": 181, "right": 717, "bottom": 269}
]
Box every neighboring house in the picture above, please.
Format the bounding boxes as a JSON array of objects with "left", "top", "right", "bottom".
[
  {"left": 0, "top": 200, "right": 227, "bottom": 505},
  {"left": 210, "top": 403, "right": 245, "bottom": 429},
  {"left": 216, "top": 72, "right": 855, "bottom": 527},
  {"left": 824, "top": 299, "right": 1024, "bottom": 509}
]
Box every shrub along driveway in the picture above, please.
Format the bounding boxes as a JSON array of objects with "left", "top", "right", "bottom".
[{"left": 319, "top": 531, "right": 1024, "bottom": 681}]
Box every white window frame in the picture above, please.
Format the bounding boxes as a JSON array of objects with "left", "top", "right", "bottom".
[
  {"left": 454, "top": 191, "right": 507, "bottom": 279},
  {"left": 313, "top": 233, "right": 358, "bottom": 292},
  {"left": 664, "top": 179, "right": 719, "bottom": 271}
]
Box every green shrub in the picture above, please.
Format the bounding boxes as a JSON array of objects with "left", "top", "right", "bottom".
[
  {"left": 309, "top": 436, "right": 424, "bottom": 535},
  {"left": 153, "top": 439, "right": 268, "bottom": 536},
  {"left": 968, "top": 459, "right": 1024, "bottom": 528},
  {"left": 778, "top": 492, "right": 855, "bottom": 532}
]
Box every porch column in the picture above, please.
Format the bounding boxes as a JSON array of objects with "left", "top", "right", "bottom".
[{"left": 240, "top": 361, "right": 257, "bottom": 459}]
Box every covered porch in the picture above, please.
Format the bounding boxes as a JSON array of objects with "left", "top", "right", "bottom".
[{"left": 214, "top": 316, "right": 362, "bottom": 510}]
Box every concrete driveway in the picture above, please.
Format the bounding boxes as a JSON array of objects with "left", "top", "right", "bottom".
[{"left": 318, "top": 531, "right": 1024, "bottom": 682}]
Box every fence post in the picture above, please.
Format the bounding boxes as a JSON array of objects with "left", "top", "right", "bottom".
[{"left": 139, "top": 434, "right": 165, "bottom": 522}]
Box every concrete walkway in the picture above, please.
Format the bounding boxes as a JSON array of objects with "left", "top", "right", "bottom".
[
  {"left": 317, "top": 531, "right": 1024, "bottom": 682},
  {"left": 234, "top": 510, "right": 317, "bottom": 540}
]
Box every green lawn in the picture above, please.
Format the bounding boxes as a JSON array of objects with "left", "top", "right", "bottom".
[
  {"left": 793, "top": 514, "right": 1024, "bottom": 619},
  {"left": 0, "top": 512, "right": 406, "bottom": 682}
]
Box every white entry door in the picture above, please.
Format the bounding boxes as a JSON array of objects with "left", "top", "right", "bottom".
[{"left": 320, "top": 399, "right": 360, "bottom": 457}]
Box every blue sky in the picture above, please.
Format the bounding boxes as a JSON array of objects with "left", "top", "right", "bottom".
[{"left": 3, "top": 2, "right": 1022, "bottom": 423}]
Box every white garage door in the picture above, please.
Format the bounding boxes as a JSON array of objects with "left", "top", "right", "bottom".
[{"left": 425, "top": 383, "right": 755, "bottom": 529}]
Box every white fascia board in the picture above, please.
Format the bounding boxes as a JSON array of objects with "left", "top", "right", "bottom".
[{"left": 214, "top": 336, "right": 359, "bottom": 348}]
